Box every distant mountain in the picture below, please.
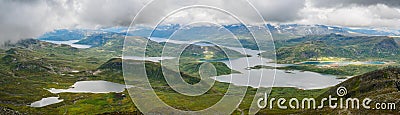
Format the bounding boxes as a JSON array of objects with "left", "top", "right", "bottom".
[
  {"left": 141, "top": 24, "right": 400, "bottom": 39},
  {"left": 37, "top": 24, "right": 400, "bottom": 45},
  {"left": 343, "top": 27, "right": 400, "bottom": 36},
  {"left": 74, "top": 32, "right": 245, "bottom": 60},
  {"left": 266, "top": 24, "right": 400, "bottom": 37},
  {"left": 140, "top": 24, "right": 400, "bottom": 40},
  {"left": 36, "top": 24, "right": 400, "bottom": 54},
  {"left": 149, "top": 23, "right": 400, "bottom": 38},
  {"left": 38, "top": 29, "right": 86, "bottom": 41},
  {"left": 74, "top": 32, "right": 125, "bottom": 47},
  {"left": 266, "top": 24, "right": 350, "bottom": 37}
]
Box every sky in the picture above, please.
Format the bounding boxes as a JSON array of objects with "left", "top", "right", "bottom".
[{"left": 1, "top": 0, "right": 400, "bottom": 42}]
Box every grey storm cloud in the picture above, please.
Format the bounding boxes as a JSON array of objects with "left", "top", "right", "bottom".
[
  {"left": 0, "top": 0, "right": 145, "bottom": 44},
  {"left": 0, "top": 0, "right": 400, "bottom": 44},
  {"left": 0, "top": 0, "right": 307, "bottom": 43},
  {"left": 301, "top": 0, "right": 400, "bottom": 28},
  {"left": 249, "top": 0, "right": 305, "bottom": 22},
  {"left": 132, "top": 0, "right": 306, "bottom": 24}
]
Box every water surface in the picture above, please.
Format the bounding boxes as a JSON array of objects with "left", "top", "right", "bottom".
[
  {"left": 29, "top": 97, "right": 63, "bottom": 107},
  {"left": 123, "top": 56, "right": 175, "bottom": 62},
  {"left": 48, "top": 80, "right": 130, "bottom": 93},
  {"left": 300, "top": 61, "right": 385, "bottom": 66},
  {"left": 42, "top": 40, "right": 92, "bottom": 48}
]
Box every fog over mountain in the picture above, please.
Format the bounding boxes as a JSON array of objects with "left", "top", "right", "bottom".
[{"left": 0, "top": 0, "right": 400, "bottom": 43}]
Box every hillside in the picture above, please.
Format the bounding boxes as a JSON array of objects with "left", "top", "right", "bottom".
[
  {"left": 262, "top": 34, "right": 400, "bottom": 63},
  {"left": 0, "top": 39, "right": 238, "bottom": 114},
  {"left": 75, "top": 33, "right": 126, "bottom": 47},
  {"left": 97, "top": 58, "right": 202, "bottom": 85},
  {"left": 309, "top": 67, "right": 400, "bottom": 114},
  {"left": 97, "top": 57, "right": 237, "bottom": 82},
  {"left": 394, "top": 37, "right": 400, "bottom": 46}
]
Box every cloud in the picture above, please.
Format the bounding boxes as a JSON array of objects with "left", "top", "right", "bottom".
[
  {"left": 0, "top": 0, "right": 54, "bottom": 43},
  {"left": 1, "top": 0, "right": 400, "bottom": 44},
  {"left": 249, "top": 0, "right": 305, "bottom": 22},
  {"left": 298, "top": 3, "right": 400, "bottom": 28},
  {"left": 74, "top": 0, "right": 144, "bottom": 26},
  {"left": 0, "top": 0, "right": 145, "bottom": 43},
  {"left": 153, "top": 0, "right": 306, "bottom": 24},
  {"left": 310, "top": 0, "right": 400, "bottom": 8},
  {"left": 0, "top": 0, "right": 305, "bottom": 43}
]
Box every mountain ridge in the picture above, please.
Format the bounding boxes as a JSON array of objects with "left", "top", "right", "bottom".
[{"left": 37, "top": 24, "right": 400, "bottom": 42}]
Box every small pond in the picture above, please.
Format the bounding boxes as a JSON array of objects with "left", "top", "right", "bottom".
[
  {"left": 29, "top": 97, "right": 63, "bottom": 107},
  {"left": 47, "top": 80, "right": 130, "bottom": 94}
]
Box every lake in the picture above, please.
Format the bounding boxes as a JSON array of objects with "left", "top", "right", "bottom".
[
  {"left": 31, "top": 80, "right": 129, "bottom": 108},
  {"left": 300, "top": 61, "right": 386, "bottom": 66},
  {"left": 42, "top": 40, "right": 92, "bottom": 49},
  {"left": 123, "top": 56, "right": 175, "bottom": 62},
  {"left": 47, "top": 80, "right": 130, "bottom": 93},
  {"left": 29, "top": 97, "right": 63, "bottom": 108}
]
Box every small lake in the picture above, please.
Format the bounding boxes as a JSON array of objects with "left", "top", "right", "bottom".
[
  {"left": 149, "top": 37, "right": 215, "bottom": 46},
  {"left": 123, "top": 56, "right": 175, "bottom": 62},
  {"left": 47, "top": 80, "right": 130, "bottom": 94},
  {"left": 300, "top": 61, "right": 385, "bottom": 66},
  {"left": 29, "top": 97, "right": 63, "bottom": 107},
  {"left": 42, "top": 40, "right": 92, "bottom": 49},
  {"left": 31, "top": 81, "right": 129, "bottom": 108},
  {"left": 213, "top": 69, "right": 345, "bottom": 89}
]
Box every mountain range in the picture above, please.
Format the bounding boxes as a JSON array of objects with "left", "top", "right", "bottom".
[{"left": 38, "top": 24, "right": 400, "bottom": 42}]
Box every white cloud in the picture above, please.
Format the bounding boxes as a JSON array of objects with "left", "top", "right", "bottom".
[
  {"left": 309, "top": 0, "right": 400, "bottom": 8},
  {"left": 297, "top": 2, "right": 400, "bottom": 28},
  {"left": 1, "top": 0, "right": 400, "bottom": 43},
  {"left": 249, "top": 0, "right": 305, "bottom": 22},
  {"left": 0, "top": 0, "right": 147, "bottom": 43}
]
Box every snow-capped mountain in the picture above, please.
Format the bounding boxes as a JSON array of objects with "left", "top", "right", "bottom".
[
  {"left": 342, "top": 27, "right": 400, "bottom": 36},
  {"left": 266, "top": 24, "right": 350, "bottom": 36},
  {"left": 266, "top": 24, "right": 400, "bottom": 37},
  {"left": 38, "top": 24, "right": 400, "bottom": 42}
]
